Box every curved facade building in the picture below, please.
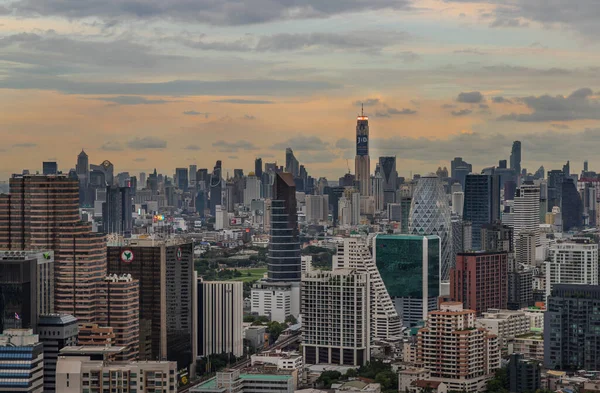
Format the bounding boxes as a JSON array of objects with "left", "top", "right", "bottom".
[{"left": 409, "top": 174, "right": 453, "bottom": 280}]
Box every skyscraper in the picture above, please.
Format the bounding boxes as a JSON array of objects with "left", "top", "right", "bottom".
[
  {"left": 510, "top": 141, "right": 522, "bottom": 176},
  {"left": 268, "top": 173, "right": 300, "bottom": 282},
  {"left": 409, "top": 174, "right": 453, "bottom": 280},
  {"left": 561, "top": 178, "right": 583, "bottom": 231},
  {"left": 285, "top": 148, "right": 299, "bottom": 177},
  {"left": 176, "top": 167, "right": 189, "bottom": 192},
  {"left": 355, "top": 108, "right": 371, "bottom": 196},
  {"left": 512, "top": 184, "right": 541, "bottom": 247},
  {"left": 209, "top": 161, "right": 222, "bottom": 216},
  {"left": 37, "top": 314, "right": 78, "bottom": 393},
  {"left": 255, "top": 157, "right": 263, "bottom": 179},
  {"left": 0, "top": 329, "right": 44, "bottom": 393},
  {"left": 544, "top": 239, "right": 598, "bottom": 297},
  {"left": 42, "top": 161, "right": 58, "bottom": 175},
  {"left": 463, "top": 173, "right": 500, "bottom": 250},
  {"left": 379, "top": 156, "right": 397, "bottom": 206},
  {"left": 102, "top": 185, "right": 132, "bottom": 237}
]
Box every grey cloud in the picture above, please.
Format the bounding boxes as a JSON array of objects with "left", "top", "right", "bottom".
[
  {"left": 492, "top": 96, "right": 512, "bottom": 104},
  {"left": 387, "top": 107, "right": 417, "bottom": 115},
  {"left": 95, "top": 96, "right": 172, "bottom": 105},
  {"left": 453, "top": 48, "right": 487, "bottom": 55},
  {"left": 101, "top": 142, "right": 124, "bottom": 151},
  {"left": 489, "top": 17, "right": 529, "bottom": 28},
  {"left": 442, "top": 104, "right": 456, "bottom": 109},
  {"left": 255, "top": 31, "right": 409, "bottom": 52},
  {"left": 13, "top": 143, "right": 37, "bottom": 148},
  {"left": 213, "top": 140, "right": 258, "bottom": 152},
  {"left": 457, "top": 91, "right": 484, "bottom": 103},
  {"left": 398, "top": 51, "right": 421, "bottom": 63},
  {"left": 243, "top": 114, "right": 256, "bottom": 120},
  {"left": 498, "top": 87, "right": 600, "bottom": 122},
  {"left": 451, "top": 109, "right": 473, "bottom": 116},
  {"left": 134, "top": 158, "right": 146, "bottom": 162},
  {"left": 298, "top": 151, "right": 339, "bottom": 164},
  {"left": 335, "top": 138, "right": 354, "bottom": 149},
  {"left": 184, "top": 144, "right": 201, "bottom": 150},
  {"left": 183, "top": 111, "right": 209, "bottom": 118},
  {"left": 9, "top": 0, "right": 413, "bottom": 26},
  {"left": 228, "top": 156, "right": 238, "bottom": 160},
  {"left": 271, "top": 136, "right": 328, "bottom": 151},
  {"left": 551, "top": 124, "right": 570, "bottom": 130},
  {"left": 127, "top": 137, "right": 167, "bottom": 149},
  {"left": 354, "top": 98, "right": 380, "bottom": 107},
  {"left": 479, "top": 104, "right": 489, "bottom": 109},
  {"left": 375, "top": 111, "right": 390, "bottom": 118},
  {"left": 213, "top": 99, "right": 274, "bottom": 104}
]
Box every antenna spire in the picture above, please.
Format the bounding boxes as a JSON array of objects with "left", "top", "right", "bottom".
[{"left": 361, "top": 103, "right": 364, "bottom": 117}]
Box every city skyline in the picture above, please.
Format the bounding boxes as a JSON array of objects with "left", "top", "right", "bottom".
[{"left": 1, "top": 1, "right": 600, "bottom": 179}]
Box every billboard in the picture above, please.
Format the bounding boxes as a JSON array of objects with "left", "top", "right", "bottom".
[
  {"left": 357, "top": 134, "right": 368, "bottom": 156},
  {"left": 230, "top": 217, "right": 242, "bottom": 226}
]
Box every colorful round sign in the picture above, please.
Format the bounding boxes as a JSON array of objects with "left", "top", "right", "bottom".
[
  {"left": 176, "top": 247, "right": 183, "bottom": 261},
  {"left": 121, "top": 250, "right": 134, "bottom": 263}
]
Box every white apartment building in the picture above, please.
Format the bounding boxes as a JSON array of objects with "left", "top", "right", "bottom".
[
  {"left": 334, "top": 237, "right": 402, "bottom": 341},
  {"left": 416, "top": 303, "right": 501, "bottom": 393},
  {"left": 302, "top": 269, "right": 370, "bottom": 366},
  {"left": 512, "top": 184, "right": 541, "bottom": 247},
  {"left": 251, "top": 281, "right": 300, "bottom": 323},
  {"left": 521, "top": 307, "right": 545, "bottom": 330},
  {"left": 545, "top": 240, "right": 598, "bottom": 297},
  {"left": 476, "top": 309, "right": 530, "bottom": 347},
  {"left": 509, "top": 331, "right": 544, "bottom": 362},
  {"left": 56, "top": 357, "right": 177, "bottom": 393}
]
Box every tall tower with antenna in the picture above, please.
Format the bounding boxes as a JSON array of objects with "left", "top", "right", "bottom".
[{"left": 355, "top": 103, "right": 371, "bottom": 196}]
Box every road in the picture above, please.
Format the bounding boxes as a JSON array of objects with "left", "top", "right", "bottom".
[{"left": 178, "top": 331, "right": 302, "bottom": 392}]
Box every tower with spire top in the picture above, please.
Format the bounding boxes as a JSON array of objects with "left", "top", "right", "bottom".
[{"left": 355, "top": 104, "right": 371, "bottom": 196}]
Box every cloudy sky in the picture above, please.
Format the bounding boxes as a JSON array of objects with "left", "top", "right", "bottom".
[{"left": 1, "top": 0, "right": 600, "bottom": 180}]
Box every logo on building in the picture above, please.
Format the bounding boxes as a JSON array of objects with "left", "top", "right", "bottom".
[
  {"left": 176, "top": 247, "right": 183, "bottom": 261},
  {"left": 121, "top": 250, "right": 134, "bottom": 263}
]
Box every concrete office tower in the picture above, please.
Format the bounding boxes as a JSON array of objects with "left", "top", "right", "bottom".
[
  {"left": 107, "top": 238, "right": 195, "bottom": 374},
  {"left": 373, "top": 235, "right": 440, "bottom": 328},
  {"left": 302, "top": 269, "right": 370, "bottom": 366},
  {"left": 285, "top": 148, "right": 300, "bottom": 177},
  {"left": 38, "top": 314, "right": 78, "bottom": 393},
  {"left": 512, "top": 184, "right": 540, "bottom": 247},
  {"left": 351, "top": 192, "right": 361, "bottom": 224},
  {"left": 251, "top": 281, "right": 297, "bottom": 323},
  {"left": 515, "top": 232, "right": 536, "bottom": 267},
  {"left": 0, "top": 251, "right": 54, "bottom": 332},
  {"left": 335, "top": 237, "right": 402, "bottom": 340},
  {"left": 139, "top": 172, "right": 146, "bottom": 190},
  {"left": 463, "top": 173, "right": 500, "bottom": 250},
  {"left": 76, "top": 150, "right": 89, "bottom": 205},
  {"left": 176, "top": 167, "right": 189, "bottom": 192},
  {"left": 508, "top": 353, "right": 542, "bottom": 393},
  {"left": 355, "top": 109, "right": 371, "bottom": 196},
  {"left": 372, "top": 172, "right": 384, "bottom": 212},
  {"left": 409, "top": 174, "right": 453, "bottom": 280},
  {"left": 78, "top": 323, "right": 115, "bottom": 346},
  {"left": 305, "top": 195, "right": 328, "bottom": 224},
  {"left": 210, "top": 160, "right": 223, "bottom": 216},
  {"left": 0, "top": 329, "right": 44, "bottom": 393},
  {"left": 97, "top": 274, "right": 140, "bottom": 361},
  {"left": 197, "top": 280, "right": 244, "bottom": 358},
  {"left": 379, "top": 156, "right": 398, "bottom": 206},
  {"left": 102, "top": 185, "right": 132, "bottom": 237},
  {"left": 544, "top": 239, "right": 598, "bottom": 298},
  {"left": 481, "top": 222, "right": 513, "bottom": 253},
  {"left": 545, "top": 284, "right": 600, "bottom": 371},
  {"left": 268, "top": 173, "right": 300, "bottom": 282},
  {"left": 56, "top": 356, "right": 177, "bottom": 393},
  {"left": 452, "top": 191, "right": 464, "bottom": 217},
  {"left": 450, "top": 251, "right": 508, "bottom": 315},
  {"left": 243, "top": 174, "right": 261, "bottom": 206},
  {"left": 582, "top": 182, "right": 597, "bottom": 226},
  {"left": 415, "top": 303, "right": 501, "bottom": 393},
  {"left": 510, "top": 141, "right": 522, "bottom": 176}
]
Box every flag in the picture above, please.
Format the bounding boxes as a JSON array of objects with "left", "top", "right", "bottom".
[{"left": 14, "top": 312, "right": 20, "bottom": 320}]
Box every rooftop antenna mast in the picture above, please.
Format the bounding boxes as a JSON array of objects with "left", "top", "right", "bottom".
[{"left": 361, "top": 103, "right": 364, "bottom": 117}]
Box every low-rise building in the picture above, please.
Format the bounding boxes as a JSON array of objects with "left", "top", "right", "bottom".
[
  {"left": 191, "top": 369, "right": 295, "bottom": 393},
  {"left": 399, "top": 368, "right": 431, "bottom": 392},
  {"left": 408, "top": 380, "right": 448, "bottom": 393},
  {"left": 476, "top": 309, "right": 530, "bottom": 348},
  {"left": 507, "top": 353, "right": 541, "bottom": 393},
  {"left": 332, "top": 380, "right": 381, "bottom": 393},
  {"left": 509, "top": 331, "right": 544, "bottom": 362}
]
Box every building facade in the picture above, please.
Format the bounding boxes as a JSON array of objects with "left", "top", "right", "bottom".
[
  {"left": 37, "top": 314, "right": 78, "bottom": 393},
  {"left": 463, "top": 174, "right": 500, "bottom": 250},
  {"left": 355, "top": 112, "right": 371, "bottom": 196},
  {"left": 544, "top": 240, "right": 598, "bottom": 298},
  {"left": 0, "top": 329, "right": 44, "bottom": 393}
]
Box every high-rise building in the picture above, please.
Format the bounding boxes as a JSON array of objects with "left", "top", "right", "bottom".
[
  {"left": 268, "top": 173, "right": 300, "bottom": 282},
  {"left": 102, "top": 185, "right": 132, "bottom": 237},
  {"left": 379, "top": 156, "right": 397, "bottom": 206},
  {"left": 463, "top": 173, "right": 500, "bottom": 250},
  {"left": 107, "top": 238, "right": 195, "bottom": 374},
  {"left": 547, "top": 169, "right": 564, "bottom": 212},
  {"left": 285, "top": 148, "right": 299, "bottom": 177},
  {"left": 545, "top": 284, "right": 600, "bottom": 371},
  {"left": 305, "top": 195, "right": 328, "bottom": 224},
  {"left": 371, "top": 172, "right": 384, "bottom": 212},
  {"left": 450, "top": 251, "right": 508, "bottom": 315},
  {"left": 335, "top": 237, "right": 402, "bottom": 340},
  {"left": 545, "top": 239, "right": 598, "bottom": 297},
  {"left": 510, "top": 141, "right": 522, "bottom": 176},
  {"left": 387, "top": 203, "right": 402, "bottom": 222},
  {"left": 452, "top": 192, "right": 464, "bottom": 217},
  {"left": 189, "top": 164, "right": 197, "bottom": 186},
  {"left": 37, "top": 314, "right": 78, "bottom": 393},
  {"left": 561, "top": 178, "right": 583, "bottom": 231},
  {"left": 210, "top": 161, "right": 222, "bottom": 216},
  {"left": 481, "top": 222, "right": 513, "bottom": 253},
  {"left": 0, "top": 329, "right": 44, "bottom": 393},
  {"left": 139, "top": 172, "right": 146, "bottom": 190},
  {"left": 90, "top": 160, "right": 114, "bottom": 186},
  {"left": 355, "top": 109, "right": 371, "bottom": 196},
  {"left": 0, "top": 251, "right": 54, "bottom": 332},
  {"left": 415, "top": 302, "right": 501, "bottom": 392},
  {"left": 302, "top": 269, "right": 370, "bottom": 366},
  {"left": 42, "top": 161, "right": 58, "bottom": 175},
  {"left": 197, "top": 280, "right": 243, "bottom": 358},
  {"left": 373, "top": 234, "right": 440, "bottom": 328},
  {"left": 76, "top": 150, "right": 90, "bottom": 205},
  {"left": 476, "top": 309, "right": 530, "bottom": 347},
  {"left": 508, "top": 353, "right": 541, "bottom": 393},
  {"left": 255, "top": 157, "right": 263, "bottom": 179},
  {"left": 243, "top": 175, "right": 261, "bottom": 206},
  {"left": 176, "top": 167, "right": 189, "bottom": 192},
  {"left": 511, "top": 184, "right": 540, "bottom": 247},
  {"left": 409, "top": 174, "right": 453, "bottom": 280},
  {"left": 250, "top": 281, "right": 297, "bottom": 323}
]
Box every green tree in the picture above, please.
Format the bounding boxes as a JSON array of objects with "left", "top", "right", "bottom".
[
  {"left": 317, "top": 371, "right": 342, "bottom": 388},
  {"left": 267, "top": 321, "right": 287, "bottom": 342},
  {"left": 344, "top": 369, "right": 358, "bottom": 378},
  {"left": 285, "top": 315, "right": 298, "bottom": 325},
  {"left": 486, "top": 368, "right": 508, "bottom": 393}
]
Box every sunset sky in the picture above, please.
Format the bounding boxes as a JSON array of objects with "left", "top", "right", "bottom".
[{"left": 1, "top": 0, "right": 600, "bottom": 180}]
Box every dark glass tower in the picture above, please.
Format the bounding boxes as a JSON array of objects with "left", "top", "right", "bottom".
[
  {"left": 463, "top": 173, "right": 500, "bottom": 250},
  {"left": 176, "top": 168, "right": 189, "bottom": 192},
  {"left": 255, "top": 158, "right": 263, "bottom": 178},
  {"left": 42, "top": 162, "right": 58, "bottom": 175},
  {"left": 510, "top": 141, "right": 522, "bottom": 175},
  {"left": 102, "top": 186, "right": 132, "bottom": 237},
  {"left": 547, "top": 169, "right": 564, "bottom": 211},
  {"left": 209, "top": 161, "right": 222, "bottom": 216},
  {"left": 561, "top": 178, "right": 583, "bottom": 231},
  {"left": 268, "top": 173, "right": 300, "bottom": 282}
]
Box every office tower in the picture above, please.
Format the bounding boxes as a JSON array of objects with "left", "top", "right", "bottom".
[
  {"left": 175, "top": 167, "right": 189, "bottom": 192},
  {"left": 463, "top": 173, "right": 500, "bottom": 250},
  {"left": 533, "top": 166, "right": 544, "bottom": 180},
  {"left": 243, "top": 174, "right": 261, "bottom": 206},
  {"left": 409, "top": 174, "right": 453, "bottom": 280},
  {"left": 450, "top": 251, "right": 508, "bottom": 315},
  {"left": 450, "top": 157, "right": 472, "bottom": 180},
  {"left": 561, "top": 178, "right": 583, "bottom": 231},
  {"left": 350, "top": 191, "right": 361, "bottom": 225},
  {"left": 544, "top": 239, "right": 598, "bottom": 297},
  {"left": 508, "top": 353, "right": 541, "bottom": 393},
  {"left": 285, "top": 148, "right": 299, "bottom": 177},
  {"left": 97, "top": 274, "right": 140, "bottom": 361},
  {"left": 305, "top": 195, "right": 328, "bottom": 224},
  {"left": 415, "top": 302, "right": 501, "bottom": 392},
  {"left": 373, "top": 234, "right": 440, "bottom": 328},
  {"left": 90, "top": 160, "right": 114, "bottom": 186},
  {"left": 250, "top": 281, "right": 296, "bottom": 323},
  {"left": 255, "top": 157, "right": 263, "bottom": 179},
  {"left": 481, "top": 222, "right": 513, "bottom": 253},
  {"left": 335, "top": 238, "right": 402, "bottom": 340},
  {"left": 545, "top": 284, "right": 600, "bottom": 371},
  {"left": 102, "top": 185, "right": 132, "bottom": 237},
  {"left": 0, "top": 329, "right": 44, "bottom": 393},
  {"left": 210, "top": 161, "right": 222, "bottom": 216},
  {"left": 38, "top": 314, "right": 78, "bottom": 393},
  {"left": 511, "top": 184, "right": 540, "bottom": 247},
  {"left": 355, "top": 109, "right": 371, "bottom": 196},
  {"left": 436, "top": 166, "right": 449, "bottom": 179},
  {"left": 451, "top": 216, "right": 466, "bottom": 258},
  {"left": 372, "top": 172, "right": 384, "bottom": 212},
  {"left": 189, "top": 164, "right": 197, "bottom": 186},
  {"left": 196, "top": 168, "right": 209, "bottom": 185},
  {"left": 400, "top": 196, "right": 412, "bottom": 233},
  {"left": 139, "top": 172, "right": 146, "bottom": 189},
  {"left": 56, "top": 356, "right": 178, "bottom": 392},
  {"left": 508, "top": 265, "right": 534, "bottom": 310},
  {"left": 302, "top": 269, "right": 370, "bottom": 366},
  {"left": 582, "top": 182, "right": 597, "bottom": 226},
  {"left": 379, "top": 156, "right": 397, "bottom": 206},
  {"left": 387, "top": 203, "right": 402, "bottom": 222},
  {"left": 76, "top": 150, "right": 89, "bottom": 205},
  {"left": 147, "top": 169, "right": 158, "bottom": 195},
  {"left": 268, "top": 173, "right": 300, "bottom": 282},
  {"left": 0, "top": 251, "right": 54, "bottom": 332},
  {"left": 547, "top": 169, "right": 564, "bottom": 211},
  {"left": 452, "top": 191, "right": 464, "bottom": 217},
  {"left": 515, "top": 232, "right": 536, "bottom": 266},
  {"left": 197, "top": 280, "right": 243, "bottom": 358},
  {"left": 510, "top": 141, "right": 522, "bottom": 176},
  {"left": 128, "top": 176, "right": 137, "bottom": 196},
  {"left": 42, "top": 161, "right": 58, "bottom": 175},
  {"left": 77, "top": 323, "right": 115, "bottom": 346},
  {"left": 107, "top": 238, "right": 195, "bottom": 373},
  {"left": 196, "top": 190, "right": 206, "bottom": 217},
  {"left": 324, "top": 186, "right": 345, "bottom": 226}
]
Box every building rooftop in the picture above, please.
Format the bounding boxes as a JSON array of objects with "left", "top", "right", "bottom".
[
  {"left": 515, "top": 331, "right": 544, "bottom": 341},
  {"left": 60, "top": 346, "right": 126, "bottom": 355},
  {"left": 375, "top": 234, "right": 440, "bottom": 241},
  {"left": 38, "top": 314, "right": 78, "bottom": 325}
]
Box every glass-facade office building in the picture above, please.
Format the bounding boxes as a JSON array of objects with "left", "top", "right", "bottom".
[{"left": 373, "top": 234, "right": 440, "bottom": 327}]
